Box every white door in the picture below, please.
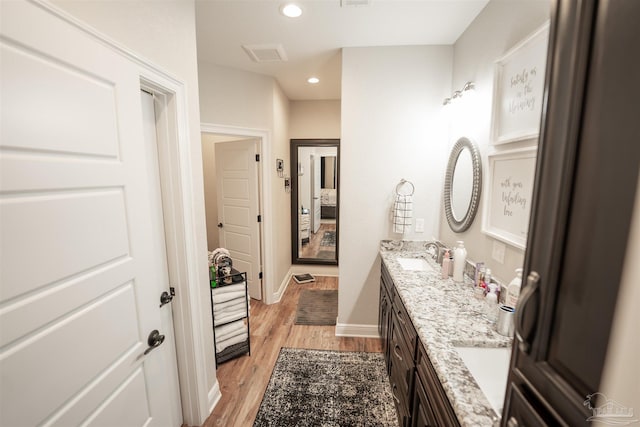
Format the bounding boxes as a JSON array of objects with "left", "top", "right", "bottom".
[
  {"left": 216, "top": 140, "right": 262, "bottom": 300},
  {"left": 0, "top": 3, "right": 181, "bottom": 426},
  {"left": 312, "top": 155, "right": 322, "bottom": 233}
]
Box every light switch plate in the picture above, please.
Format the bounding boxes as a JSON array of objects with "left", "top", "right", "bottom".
[
  {"left": 492, "top": 241, "right": 506, "bottom": 264},
  {"left": 415, "top": 218, "right": 425, "bottom": 233}
]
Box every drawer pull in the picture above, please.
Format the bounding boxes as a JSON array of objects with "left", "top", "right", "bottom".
[
  {"left": 393, "top": 344, "right": 403, "bottom": 361},
  {"left": 391, "top": 384, "right": 400, "bottom": 403},
  {"left": 397, "top": 311, "right": 406, "bottom": 325}
]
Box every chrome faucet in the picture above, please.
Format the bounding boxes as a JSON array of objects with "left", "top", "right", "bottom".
[{"left": 424, "top": 240, "right": 447, "bottom": 265}]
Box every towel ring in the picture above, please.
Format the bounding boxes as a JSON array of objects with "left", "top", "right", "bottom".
[{"left": 395, "top": 179, "right": 415, "bottom": 196}]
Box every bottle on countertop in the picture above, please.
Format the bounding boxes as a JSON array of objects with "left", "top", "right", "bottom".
[
  {"left": 474, "top": 265, "right": 486, "bottom": 299},
  {"left": 484, "top": 283, "right": 499, "bottom": 323},
  {"left": 506, "top": 268, "right": 523, "bottom": 308},
  {"left": 452, "top": 241, "right": 467, "bottom": 283},
  {"left": 441, "top": 250, "right": 451, "bottom": 279}
]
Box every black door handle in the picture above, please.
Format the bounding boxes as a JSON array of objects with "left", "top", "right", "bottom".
[
  {"left": 217, "top": 223, "right": 223, "bottom": 228},
  {"left": 515, "top": 271, "right": 540, "bottom": 355},
  {"left": 159, "top": 289, "right": 174, "bottom": 308},
  {"left": 144, "top": 330, "right": 165, "bottom": 355}
]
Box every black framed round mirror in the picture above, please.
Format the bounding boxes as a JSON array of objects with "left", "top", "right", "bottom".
[{"left": 444, "top": 137, "right": 482, "bottom": 233}]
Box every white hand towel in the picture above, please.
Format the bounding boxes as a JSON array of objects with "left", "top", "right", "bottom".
[
  {"left": 215, "top": 322, "right": 247, "bottom": 341},
  {"left": 214, "top": 319, "right": 245, "bottom": 337},
  {"left": 215, "top": 309, "right": 247, "bottom": 325},
  {"left": 213, "top": 295, "right": 247, "bottom": 311},
  {"left": 392, "top": 194, "right": 413, "bottom": 234},
  {"left": 215, "top": 331, "right": 248, "bottom": 353},
  {"left": 211, "top": 283, "right": 246, "bottom": 295},
  {"left": 212, "top": 290, "right": 245, "bottom": 304},
  {"left": 214, "top": 300, "right": 246, "bottom": 315}
]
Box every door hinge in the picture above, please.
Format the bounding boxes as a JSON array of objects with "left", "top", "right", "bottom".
[
  {"left": 259, "top": 272, "right": 263, "bottom": 279},
  {"left": 255, "top": 154, "right": 260, "bottom": 162},
  {"left": 169, "top": 287, "right": 175, "bottom": 297},
  {"left": 257, "top": 214, "right": 262, "bottom": 223}
]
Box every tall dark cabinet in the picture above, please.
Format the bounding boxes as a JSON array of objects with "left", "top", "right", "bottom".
[{"left": 503, "top": 1, "right": 640, "bottom": 426}]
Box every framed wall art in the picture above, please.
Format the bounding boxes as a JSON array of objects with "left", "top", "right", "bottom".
[
  {"left": 482, "top": 147, "right": 537, "bottom": 249},
  {"left": 491, "top": 23, "right": 550, "bottom": 145}
]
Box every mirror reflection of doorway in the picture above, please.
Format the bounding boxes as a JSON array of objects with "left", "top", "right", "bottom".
[{"left": 291, "top": 139, "right": 339, "bottom": 265}]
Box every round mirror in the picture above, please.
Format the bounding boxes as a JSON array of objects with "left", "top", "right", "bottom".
[{"left": 444, "top": 137, "right": 482, "bottom": 233}]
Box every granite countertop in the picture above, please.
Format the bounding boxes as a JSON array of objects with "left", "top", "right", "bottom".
[{"left": 379, "top": 240, "right": 512, "bottom": 427}]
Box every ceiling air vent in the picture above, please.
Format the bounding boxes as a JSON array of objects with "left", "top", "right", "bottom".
[
  {"left": 341, "top": 0, "right": 370, "bottom": 6},
  {"left": 242, "top": 44, "right": 288, "bottom": 63}
]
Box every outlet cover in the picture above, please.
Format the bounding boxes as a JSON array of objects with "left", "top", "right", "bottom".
[
  {"left": 415, "top": 218, "right": 425, "bottom": 233},
  {"left": 492, "top": 241, "right": 506, "bottom": 264}
]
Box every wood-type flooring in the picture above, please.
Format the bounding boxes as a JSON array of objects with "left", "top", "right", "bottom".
[
  {"left": 300, "top": 222, "right": 336, "bottom": 259},
  {"left": 202, "top": 276, "right": 382, "bottom": 427}
]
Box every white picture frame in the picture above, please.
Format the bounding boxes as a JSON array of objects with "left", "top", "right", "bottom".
[
  {"left": 482, "top": 147, "right": 537, "bottom": 249},
  {"left": 490, "top": 22, "right": 550, "bottom": 145}
]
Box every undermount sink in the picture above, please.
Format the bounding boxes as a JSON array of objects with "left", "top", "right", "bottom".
[
  {"left": 455, "top": 346, "right": 512, "bottom": 415},
  {"left": 397, "top": 257, "right": 434, "bottom": 272}
]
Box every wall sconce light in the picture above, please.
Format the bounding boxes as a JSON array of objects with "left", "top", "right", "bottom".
[{"left": 443, "top": 81, "right": 475, "bottom": 105}]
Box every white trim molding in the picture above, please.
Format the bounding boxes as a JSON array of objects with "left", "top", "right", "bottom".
[
  {"left": 208, "top": 381, "right": 222, "bottom": 414},
  {"left": 272, "top": 269, "right": 293, "bottom": 304},
  {"left": 335, "top": 323, "right": 380, "bottom": 338}
]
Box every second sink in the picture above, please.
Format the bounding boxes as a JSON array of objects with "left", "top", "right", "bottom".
[{"left": 455, "top": 346, "right": 512, "bottom": 416}]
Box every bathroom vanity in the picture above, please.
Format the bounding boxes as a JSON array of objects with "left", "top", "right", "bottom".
[{"left": 379, "top": 241, "right": 512, "bottom": 427}]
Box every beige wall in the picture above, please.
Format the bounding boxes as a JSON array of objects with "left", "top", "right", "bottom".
[
  {"left": 289, "top": 100, "right": 341, "bottom": 277},
  {"left": 271, "top": 83, "right": 292, "bottom": 294},
  {"left": 198, "top": 62, "right": 293, "bottom": 301},
  {"left": 289, "top": 100, "right": 341, "bottom": 139},
  {"left": 438, "top": 1, "right": 550, "bottom": 284},
  {"left": 600, "top": 175, "right": 640, "bottom": 414},
  {"left": 340, "top": 45, "right": 453, "bottom": 329},
  {"left": 198, "top": 62, "right": 273, "bottom": 129},
  {"left": 51, "top": 0, "right": 211, "bottom": 421}
]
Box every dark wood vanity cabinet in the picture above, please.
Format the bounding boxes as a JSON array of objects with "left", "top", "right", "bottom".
[
  {"left": 380, "top": 263, "right": 394, "bottom": 374},
  {"left": 380, "top": 262, "right": 460, "bottom": 427},
  {"left": 503, "top": 1, "right": 640, "bottom": 426}
]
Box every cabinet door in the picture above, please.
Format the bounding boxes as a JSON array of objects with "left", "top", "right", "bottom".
[
  {"left": 379, "top": 280, "right": 391, "bottom": 373},
  {"left": 411, "top": 377, "right": 438, "bottom": 427},
  {"left": 505, "top": 1, "right": 640, "bottom": 425}
]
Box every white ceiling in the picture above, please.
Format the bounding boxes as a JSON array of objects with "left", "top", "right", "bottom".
[{"left": 195, "top": 0, "right": 489, "bottom": 100}]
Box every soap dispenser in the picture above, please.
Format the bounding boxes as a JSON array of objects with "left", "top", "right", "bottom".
[
  {"left": 484, "top": 283, "right": 499, "bottom": 323},
  {"left": 506, "top": 268, "right": 523, "bottom": 308},
  {"left": 452, "top": 241, "right": 467, "bottom": 283},
  {"left": 441, "top": 250, "right": 451, "bottom": 279}
]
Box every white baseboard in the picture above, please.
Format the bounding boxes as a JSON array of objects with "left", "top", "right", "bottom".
[
  {"left": 271, "top": 269, "right": 292, "bottom": 304},
  {"left": 335, "top": 322, "right": 380, "bottom": 338},
  {"left": 208, "top": 380, "right": 222, "bottom": 414}
]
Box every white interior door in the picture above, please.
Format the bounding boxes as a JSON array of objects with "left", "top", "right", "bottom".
[
  {"left": 216, "top": 140, "right": 262, "bottom": 300},
  {"left": 0, "top": 3, "right": 181, "bottom": 426},
  {"left": 312, "top": 155, "right": 322, "bottom": 233}
]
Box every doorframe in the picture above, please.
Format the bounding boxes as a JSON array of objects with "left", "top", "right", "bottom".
[
  {"left": 34, "top": 1, "right": 212, "bottom": 424},
  {"left": 201, "top": 124, "right": 275, "bottom": 305},
  {"left": 209, "top": 136, "right": 264, "bottom": 301}
]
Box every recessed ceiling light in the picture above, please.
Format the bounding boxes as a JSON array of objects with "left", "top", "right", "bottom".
[
  {"left": 281, "top": 3, "right": 302, "bottom": 18},
  {"left": 307, "top": 77, "right": 320, "bottom": 84}
]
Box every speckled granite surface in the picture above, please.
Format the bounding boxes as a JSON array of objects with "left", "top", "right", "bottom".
[{"left": 380, "top": 240, "right": 512, "bottom": 427}]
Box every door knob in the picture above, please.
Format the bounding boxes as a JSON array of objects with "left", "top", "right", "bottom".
[
  {"left": 159, "top": 289, "right": 174, "bottom": 308},
  {"left": 144, "top": 330, "right": 165, "bottom": 355},
  {"left": 217, "top": 223, "right": 223, "bottom": 228}
]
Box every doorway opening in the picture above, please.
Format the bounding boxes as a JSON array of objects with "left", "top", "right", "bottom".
[{"left": 201, "top": 132, "right": 265, "bottom": 301}]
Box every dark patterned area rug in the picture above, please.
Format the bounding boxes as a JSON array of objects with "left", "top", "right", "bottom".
[
  {"left": 253, "top": 348, "right": 397, "bottom": 427},
  {"left": 295, "top": 289, "right": 338, "bottom": 325},
  {"left": 320, "top": 231, "right": 336, "bottom": 246}
]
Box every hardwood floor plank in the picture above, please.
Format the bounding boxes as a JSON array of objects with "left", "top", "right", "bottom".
[{"left": 202, "top": 276, "right": 381, "bottom": 427}]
